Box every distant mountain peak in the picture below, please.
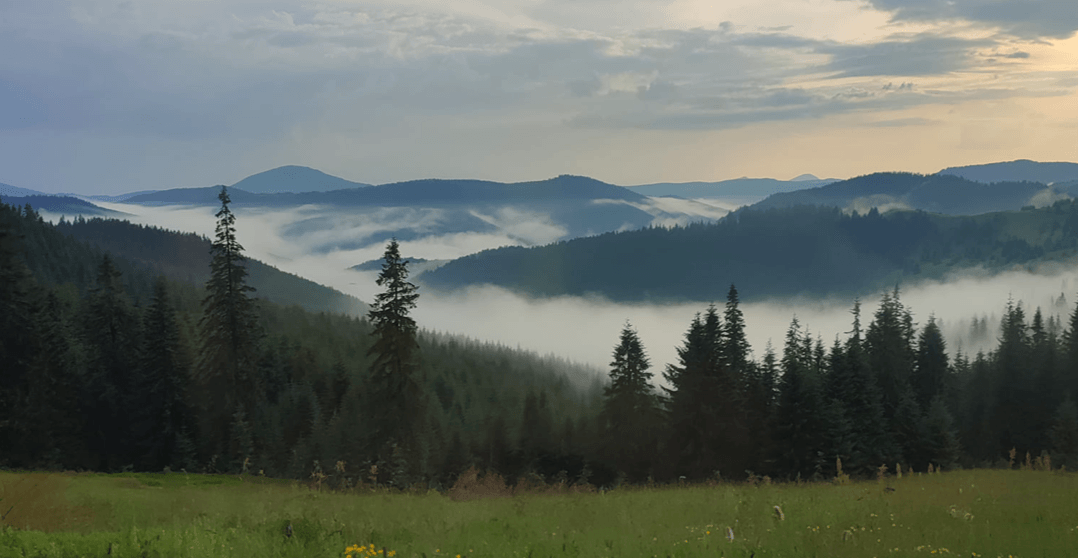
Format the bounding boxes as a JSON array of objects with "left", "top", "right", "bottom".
[
  {"left": 790, "top": 173, "right": 820, "bottom": 181},
  {"left": 230, "top": 166, "right": 371, "bottom": 194}
]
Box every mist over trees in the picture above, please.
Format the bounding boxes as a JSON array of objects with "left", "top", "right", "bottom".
[{"left": 2, "top": 193, "right": 1078, "bottom": 489}]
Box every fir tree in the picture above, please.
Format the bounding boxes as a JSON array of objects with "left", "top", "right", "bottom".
[
  {"left": 922, "top": 395, "right": 961, "bottom": 470},
  {"left": 134, "top": 277, "right": 193, "bottom": 471},
  {"left": 366, "top": 238, "right": 424, "bottom": 472},
  {"left": 196, "top": 186, "right": 263, "bottom": 459},
  {"left": 913, "top": 316, "right": 949, "bottom": 408},
  {"left": 599, "top": 321, "right": 661, "bottom": 482},
  {"left": 1050, "top": 397, "right": 1078, "bottom": 469},
  {"left": 81, "top": 254, "right": 142, "bottom": 470},
  {"left": 773, "top": 317, "right": 826, "bottom": 479}
]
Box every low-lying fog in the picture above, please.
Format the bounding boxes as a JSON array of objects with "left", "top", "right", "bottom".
[{"left": 50, "top": 202, "right": 1078, "bottom": 389}]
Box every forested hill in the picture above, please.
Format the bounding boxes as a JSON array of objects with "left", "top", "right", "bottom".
[
  {"left": 749, "top": 172, "right": 1048, "bottom": 215},
  {"left": 2, "top": 194, "right": 125, "bottom": 218},
  {"left": 0, "top": 198, "right": 607, "bottom": 485},
  {"left": 47, "top": 215, "right": 369, "bottom": 317},
  {"left": 125, "top": 175, "right": 646, "bottom": 207},
  {"left": 420, "top": 200, "right": 1078, "bottom": 302}
]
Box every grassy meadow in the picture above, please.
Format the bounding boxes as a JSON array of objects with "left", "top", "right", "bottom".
[{"left": 1, "top": 467, "right": 1076, "bottom": 558}]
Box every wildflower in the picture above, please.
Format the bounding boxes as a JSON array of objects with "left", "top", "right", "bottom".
[{"left": 726, "top": 527, "right": 735, "bottom": 541}]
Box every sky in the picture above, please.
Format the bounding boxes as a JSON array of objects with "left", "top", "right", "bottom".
[{"left": 3, "top": 0, "right": 1078, "bottom": 195}]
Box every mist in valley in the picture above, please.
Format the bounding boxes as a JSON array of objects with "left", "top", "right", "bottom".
[{"left": 44, "top": 200, "right": 1078, "bottom": 390}]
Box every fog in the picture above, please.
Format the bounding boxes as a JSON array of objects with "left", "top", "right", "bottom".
[{"left": 43, "top": 201, "right": 1078, "bottom": 390}]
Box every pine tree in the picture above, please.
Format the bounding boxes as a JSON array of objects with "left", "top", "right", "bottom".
[
  {"left": 599, "top": 321, "right": 661, "bottom": 482},
  {"left": 196, "top": 186, "right": 263, "bottom": 459},
  {"left": 365, "top": 238, "right": 424, "bottom": 473}
]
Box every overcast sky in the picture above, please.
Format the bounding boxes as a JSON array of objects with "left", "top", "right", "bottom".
[{"left": 3, "top": 0, "right": 1077, "bottom": 194}]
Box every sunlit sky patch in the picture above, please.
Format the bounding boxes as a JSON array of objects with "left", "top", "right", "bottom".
[{"left": 2, "top": 0, "right": 1076, "bottom": 194}]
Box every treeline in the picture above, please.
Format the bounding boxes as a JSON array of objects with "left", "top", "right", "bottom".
[
  {"left": 3, "top": 191, "right": 1078, "bottom": 490},
  {"left": 599, "top": 286, "right": 1078, "bottom": 483},
  {"left": 422, "top": 200, "right": 1078, "bottom": 302},
  {"left": 0, "top": 192, "right": 606, "bottom": 488}
]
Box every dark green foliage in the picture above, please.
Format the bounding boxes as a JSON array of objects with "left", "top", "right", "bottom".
[
  {"left": 424, "top": 200, "right": 1078, "bottom": 303},
  {"left": 772, "top": 318, "right": 827, "bottom": 480},
  {"left": 195, "top": 187, "right": 264, "bottom": 465},
  {"left": 913, "top": 316, "right": 949, "bottom": 408},
  {"left": 824, "top": 301, "right": 893, "bottom": 475},
  {"left": 133, "top": 277, "right": 194, "bottom": 471},
  {"left": 599, "top": 322, "right": 662, "bottom": 482},
  {"left": 365, "top": 238, "right": 426, "bottom": 476},
  {"left": 80, "top": 255, "right": 143, "bottom": 470},
  {"left": 923, "top": 396, "right": 962, "bottom": 470},
  {"left": 1050, "top": 398, "right": 1078, "bottom": 469}
]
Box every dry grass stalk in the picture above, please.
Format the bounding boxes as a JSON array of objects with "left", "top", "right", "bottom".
[
  {"left": 896, "top": 463, "right": 902, "bottom": 478},
  {"left": 1008, "top": 447, "right": 1017, "bottom": 469},
  {"left": 877, "top": 464, "right": 889, "bottom": 482},
  {"left": 835, "top": 458, "right": 850, "bottom": 485}
]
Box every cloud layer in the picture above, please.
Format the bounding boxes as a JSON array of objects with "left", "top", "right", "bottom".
[{"left": 1, "top": 0, "right": 1075, "bottom": 193}]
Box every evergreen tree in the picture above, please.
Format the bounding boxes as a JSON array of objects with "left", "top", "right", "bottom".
[
  {"left": 1063, "top": 300, "right": 1078, "bottom": 400},
  {"left": 827, "top": 300, "right": 894, "bottom": 476},
  {"left": 365, "top": 238, "right": 425, "bottom": 475},
  {"left": 134, "top": 277, "right": 193, "bottom": 470},
  {"left": 1050, "top": 397, "right": 1078, "bottom": 469},
  {"left": 866, "top": 288, "right": 916, "bottom": 422},
  {"left": 772, "top": 317, "right": 826, "bottom": 479},
  {"left": 913, "top": 316, "right": 949, "bottom": 408},
  {"left": 81, "top": 254, "right": 142, "bottom": 470},
  {"left": 196, "top": 186, "right": 263, "bottom": 460},
  {"left": 994, "top": 299, "right": 1035, "bottom": 455},
  {"left": 599, "top": 322, "right": 661, "bottom": 482},
  {"left": 922, "top": 395, "right": 961, "bottom": 470}
]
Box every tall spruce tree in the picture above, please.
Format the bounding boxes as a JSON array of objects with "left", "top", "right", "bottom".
[
  {"left": 599, "top": 322, "right": 661, "bottom": 482},
  {"left": 135, "top": 277, "right": 193, "bottom": 470},
  {"left": 913, "top": 316, "right": 949, "bottom": 409},
  {"left": 866, "top": 288, "right": 917, "bottom": 422},
  {"left": 366, "top": 238, "right": 425, "bottom": 474},
  {"left": 196, "top": 186, "right": 262, "bottom": 464},
  {"left": 773, "top": 317, "right": 826, "bottom": 479},
  {"left": 81, "top": 254, "right": 142, "bottom": 470}
]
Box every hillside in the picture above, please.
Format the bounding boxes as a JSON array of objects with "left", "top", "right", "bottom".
[
  {"left": 2, "top": 194, "right": 127, "bottom": 217},
  {"left": 749, "top": 172, "right": 1048, "bottom": 215},
  {"left": 50, "top": 216, "right": 370, "bottom": 317},
  {"left": 939, "top": 159, "right": 1078, "bottom": 184},
  {"left": 0, "top": 197, "right": 607, "bottom": 484},
  {"left": 126, "top": 175, "right": 647, "bottom": 206},
  {"left": 626, "top": 176, "right": 839, "bottom": 199},
  {"left": 420, "top": 200, "right": 1078, "bottom": 302}
]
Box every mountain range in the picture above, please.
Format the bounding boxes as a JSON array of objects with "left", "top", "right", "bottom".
[{"left": 625, "top": 175, "right": 840, "bottom": 200}]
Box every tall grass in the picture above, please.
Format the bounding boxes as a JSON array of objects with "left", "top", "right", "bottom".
[{"left": 2, "top": 467, "right": 1077, "bottom": 557}]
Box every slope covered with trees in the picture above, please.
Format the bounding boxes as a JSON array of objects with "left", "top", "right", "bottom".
[
  {"left": 3, "top": 191, "right": 1078, "bottom": 490},
  {"left": 422, "top": 200, "right": 1078, "bottom": 302}
]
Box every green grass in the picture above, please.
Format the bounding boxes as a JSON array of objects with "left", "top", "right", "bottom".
[{"left": 2, "top": 468, "right": 1077, "bottom": 557}]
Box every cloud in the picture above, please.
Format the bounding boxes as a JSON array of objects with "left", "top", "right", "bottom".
[{"left": 847, "top": 0, "right": 1078, "bottom": 40}]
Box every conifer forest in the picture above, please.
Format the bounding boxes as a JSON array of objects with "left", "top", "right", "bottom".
[{"left": 2, "top": 188, "right": 1078, "bottom": 491}]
